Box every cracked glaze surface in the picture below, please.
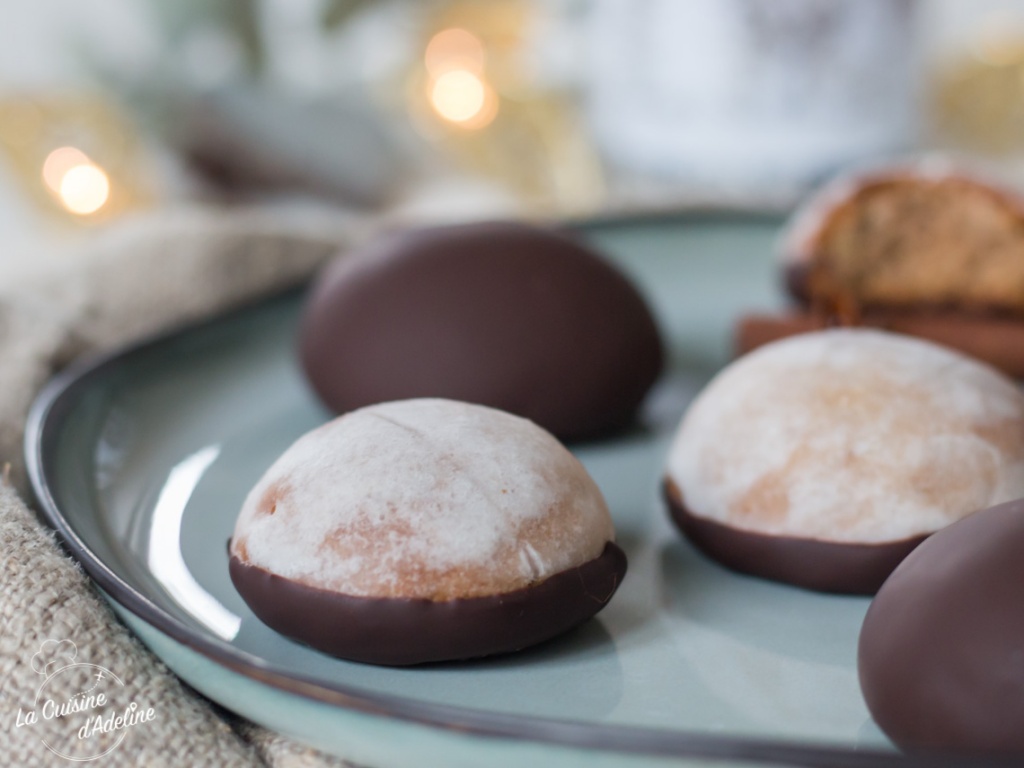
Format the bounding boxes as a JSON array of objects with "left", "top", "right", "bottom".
[
  {"left": 667, "top": 329, "right": 1024, "bottom": 543},
  {"left": 231, "top": 398, "right": 614, "bottom": 600}
]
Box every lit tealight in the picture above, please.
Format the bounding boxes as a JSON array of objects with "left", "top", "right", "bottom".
[
  {"left": 430, "top": 69, "right": 497, "bottom": 128},
  {"left": 425, "top": 28, "right": 485, "bottom": 76},
  {"left": 41, "top": 146, "right": 91, "bottom": 193},
  {"left": 59, "top": 163, "right": 110, "bottom": 216}
]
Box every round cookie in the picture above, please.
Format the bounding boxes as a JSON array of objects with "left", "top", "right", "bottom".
[
  {"left": 781, "top": 161, "right": 1024, "bottom": 315},
  {"left": 229, "top": 398, "right": 627, "bottom": 665},
  {"left": 736, "top": 161, "right": 1024, "bottom": 378},
  {"left": 663, "top": 328, "right": 1024, "bottom": 594},
  {"left": 299, "top": 220, "right": 664, "bottom": 442},
  {"left": 859, "top": 498, "right": 1024, "bottom": 755}
]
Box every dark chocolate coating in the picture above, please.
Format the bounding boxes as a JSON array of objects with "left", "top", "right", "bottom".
[
  {"left": 783, "top": 262, "right": 813, "bottom": 306},
  {"left": 230, "top": 541, "right": 627, "bottom": 666},
  {"left": 663, "top": 480, "right": 926, "bottom": 595},
  {"left": 299, "top": 221, "right": 664, "bottom": 441},
  {"left": 858, "top": 499, "right": 1024, "bottom": 755}
]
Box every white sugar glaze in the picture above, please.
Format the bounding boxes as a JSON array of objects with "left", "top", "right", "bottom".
[
  {"left": 232, "top": 399, "right": 613, "bottom": 599},
  {"left": 667, "top": 329, "right": 1024, "bottom": 543}
]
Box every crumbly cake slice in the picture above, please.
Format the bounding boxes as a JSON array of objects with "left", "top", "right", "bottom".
[{"left": 786, "top": 172, "right": 1024, "bottom": 316}]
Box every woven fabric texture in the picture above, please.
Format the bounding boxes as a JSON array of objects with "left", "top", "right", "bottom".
[{"left": 0, "top": 208, "right": 362, "bottom": 767}]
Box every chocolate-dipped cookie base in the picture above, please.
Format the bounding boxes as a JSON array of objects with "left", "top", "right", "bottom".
[
  {"left": 230, "top": 541, "right": 627, "bottom": 666},
  {"left": 299, "top": 221, "right": 664, "bottom": 442},
  {"left": 663, "top": 480, "right": 925, "bottom": 595},
  {"left": 859, "top": 499, "right": 1024, "bottom": 755}
]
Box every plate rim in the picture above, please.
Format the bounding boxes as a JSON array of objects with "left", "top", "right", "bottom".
[{"left": 22, "top": 285, "right": 1010, "bottom": 768}]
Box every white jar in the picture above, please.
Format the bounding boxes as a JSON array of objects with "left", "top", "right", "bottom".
[{"left": 583, "top": 0, "right": 919, "bottom": 195}]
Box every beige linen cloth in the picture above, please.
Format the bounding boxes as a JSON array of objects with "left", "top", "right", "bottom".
[{"left": 0, "top": 209, "right": 370, "bottom": 767}]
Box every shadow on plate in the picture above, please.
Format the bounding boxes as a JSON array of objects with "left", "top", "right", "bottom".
[
  {"left": 231, "top": 607, "right": 625, "bottom": 720},
  {"left": 658, "top": 538, "right": 869, "bottom": 666}
]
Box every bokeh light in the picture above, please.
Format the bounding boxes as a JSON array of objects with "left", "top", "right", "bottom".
[
  {"left": 58, "top": 163, "right": 110, "bottom": 215},
  {"left": 423, "top": 26, "right": 497, "bottom": 129},
  {"left": 425, "top": 27, "right": 485, "bottom": 76},
  {"left": 41, "top": 146, "right": 90, "bottom": 192},
  {"left": 42, "top": 146, "right": 112, "bottom": 215},
  {"left": 429, "top": 69, "right": 497, "bottom": 128}
]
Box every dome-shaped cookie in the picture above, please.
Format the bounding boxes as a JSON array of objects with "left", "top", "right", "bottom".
[
  {"left": 663, "top": 328, "right": 1024, "bottom": 594},
  {"left": 298, "top": 221, "right": 664, "bottom": 441},
  {"left": 859, "top": 498, "right": 1024, "bottom": 755},
  {"left": 736, "top": 163, "right": 1024, "bottom": 378},
  {"left": 783, "top": 162, "right": 1024, "bottom": 314},
  {"left": 230, "top": 398, "right": 626, "bottom": 665}
]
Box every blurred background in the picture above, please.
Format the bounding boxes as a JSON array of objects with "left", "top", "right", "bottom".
[{"left": 4, "top": 0, "right": 1024, "bottom": 275}]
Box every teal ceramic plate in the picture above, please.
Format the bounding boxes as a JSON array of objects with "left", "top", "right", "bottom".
[{"left": 26, "top": 216, "right": 999, "bottom": 768}]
